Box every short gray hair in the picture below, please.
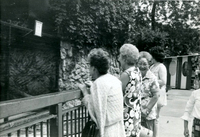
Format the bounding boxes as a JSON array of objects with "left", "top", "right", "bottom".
[
  {"left": 138, "top": 51, "right": 152, "bottom": 64},
  {"left": 119, "top": 44, "right": 139, "bottom": 65}
]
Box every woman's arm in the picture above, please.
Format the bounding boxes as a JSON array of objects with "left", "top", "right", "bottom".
[
  {"left": 182, "top": 91, "right": 196, "bottom": 120},
  {"left": 119, "top": 72, "right": 129, "bottom": 91},
  {"left": 78, "top": 84, "right": 90, "bottom": 96},
  {"left": 158, "top": 64, "right": 167, "bottom": 87},
  {"left": 146, "top": 88, "right": 159, "bottom": 111},
  {"left": 181, "top": 91, "right": 196, "bottom": 137},
  {"left": 183, "top": 120, "right": 189, "bottom": 137},
  {"left": 142, "top": 81, "right": 159, "bottom": 117},
  {"left": 78, "top": 83, "right": 97, "bottom": 125}
]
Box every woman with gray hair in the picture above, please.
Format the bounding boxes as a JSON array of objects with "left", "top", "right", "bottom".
[
  {"left": 118, "top": 44, "right": 142, "bottom": 137},
  {"left": 138, "top": 51, "right": 160, "bottom": 137}
]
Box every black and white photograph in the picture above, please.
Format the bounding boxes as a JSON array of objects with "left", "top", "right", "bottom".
[{"left": 0, "top": 0, "right": 200, "bottom": 137}]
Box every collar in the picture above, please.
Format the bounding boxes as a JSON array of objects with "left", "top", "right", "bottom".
[{"left": 142, "top": 70, "right": 154, "bottom": 80}]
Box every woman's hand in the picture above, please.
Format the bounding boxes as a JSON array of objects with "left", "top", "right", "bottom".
[
  {"left": 85, "top": 81, "right": 93, "bottom": 87},
  {"left": 141, "top": 108, "right": 150, "bottom": 117},
  {"left": 78, "top": 83, "right": 89, "bottom": 97},
  {"left": 184, "top": 128, "right": 189, "bottom": 137},
  {"left": 183, "top": 120, "right": 189, "bottom": 137}
]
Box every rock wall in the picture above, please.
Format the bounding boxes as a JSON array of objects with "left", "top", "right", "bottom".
[
  {"left": 59, "top": 41, "right": 121, "bottom": 92},
  {"left": 59, "top": 41, "right": 89, "bottom": 92},
  {"left": 59, "top": 41, "right": 121, "bottom": 108}
]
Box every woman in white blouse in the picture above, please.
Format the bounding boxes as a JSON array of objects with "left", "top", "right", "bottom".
[
  {"left": 181, "top": 89, "right": 200, "bottom": 137},
  {"left": 79, "top": 48, "right": 126, "bottom": 137},
  {"left": 149, "top": 46, "right": 167, "bottom": 137}
]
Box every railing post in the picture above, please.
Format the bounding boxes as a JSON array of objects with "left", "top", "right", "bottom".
[
  {"left": 50, "top": 103, "right": 63, "bottom": 137},
  {"left": 57, "top": 103, "right": 63, "bottom": 137},
  {"left": 4, "top": 118, "right": 11, "bottom": 137}
]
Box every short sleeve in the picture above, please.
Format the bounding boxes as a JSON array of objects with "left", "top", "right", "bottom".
[
  {"left": 181, "top": 91, "right": 196, "bottom": 121},
  {"left": 150, "top": 79, "right": 159, "bottom": 91}
]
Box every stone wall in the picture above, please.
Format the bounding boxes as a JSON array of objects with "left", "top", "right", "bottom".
[
  {"left": 59, "top": 41, "right": 121, "bottom": 109},
  {"left": 59, "top": 41, "right": 121, "bottom": 92}
]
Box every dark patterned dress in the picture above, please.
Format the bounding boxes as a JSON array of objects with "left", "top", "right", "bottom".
[{"left": 123, "top": 66, "right": 142, "bottom": 137}]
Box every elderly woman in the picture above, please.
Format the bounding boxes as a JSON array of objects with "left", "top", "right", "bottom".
[
  {"left": 138, "top": 51, "right": 160, "bottom": 137},
  {"left": 79, "top": 48, "right": 126, "bottom": 137},
  {"left": 118, "top": 44, "right": 142, "bottom": 137}
]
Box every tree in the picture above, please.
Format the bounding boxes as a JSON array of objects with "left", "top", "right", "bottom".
[
  {"left": 50, "top": 0, "right": 199, "bottom": 55},
  {"left": 154, "top": 1, "right": 200, "bottom": 55},
  {"left": 50, "top": 0, "right": 150, "bottom": 52}
]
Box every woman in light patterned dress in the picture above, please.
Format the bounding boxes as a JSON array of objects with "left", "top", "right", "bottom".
[
  {"left": 118, "top": 44, "right": 142, "bottom": 137},
  {"left": 138, "top": 51, "right": 160, "bottom": 137}
]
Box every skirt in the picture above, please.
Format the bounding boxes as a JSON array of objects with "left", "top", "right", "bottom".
[{"left": 192, "top": 117, "right": 200, "bottom": 137}]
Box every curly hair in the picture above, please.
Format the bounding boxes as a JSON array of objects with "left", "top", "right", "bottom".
[
  {"left": 88, "top": 48, "right": 110, "bottom": 75},
  {"left": 149, "top": 46, "right": 165, "bottom": 63},
  {"left": 119, "top": 44, "right": 139, "bottom": 65},
  {"left": 138, "top": 51, "right": 152, "bottom": 64}
]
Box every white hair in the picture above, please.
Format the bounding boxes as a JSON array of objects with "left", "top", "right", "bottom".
[
  {"left": 120, "top": 44, "right": 139, "bottom": 65},
  {"left": 139, "top": 51, "right": 152, "bottom": 64}
]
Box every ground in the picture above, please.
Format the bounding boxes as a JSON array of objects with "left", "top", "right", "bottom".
[{"left": 159, "top": 89, "right": 193, "bottom": 137}]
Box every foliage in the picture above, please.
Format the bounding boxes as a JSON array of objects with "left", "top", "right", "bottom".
[
  {"left": 129, "top": 1, "right": 200, "bottom": 55},
  {"left": 1, "top": 0, "right": 199, "bottom": 55},
  {"left": 128, "top": 27, "right": 169, "bottom": 53},
  {"left": 50, "top": 0, "right": 200, "bottom": 56},
  {"left": 50, "top": 0, "right": 141, "bottom": 51},
  {"left": 154, "top": 1, "right": 200, "bottom": 55}
]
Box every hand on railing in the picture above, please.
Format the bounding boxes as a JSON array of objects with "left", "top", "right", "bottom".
[
  {"left": 85, "top": 81, "right": 93, "bottom": 87},
  {"left": 78, "top": 81, "right": 92, "bottom": 97}
]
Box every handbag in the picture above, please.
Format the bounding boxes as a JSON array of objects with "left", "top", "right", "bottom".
[
  {"left": 81, "top": 117, "right": 99, "bottom": 137},
  {"left": 140, "top": 118, "right": 153, "bottom": 137},
  {"left": 139, "top": 126, "right": 153, "bottom": 137},
  {"left": 157, "top": 86, "right": 167, "bottom": 107}
]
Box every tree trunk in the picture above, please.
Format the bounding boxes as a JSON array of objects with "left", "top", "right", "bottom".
[{"left": 151, "top": 1, "right": 158, "bottom": 30}]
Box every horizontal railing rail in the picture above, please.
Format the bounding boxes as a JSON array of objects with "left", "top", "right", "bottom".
[
  {"left": 0, "top": 90, "right": 89, "bottom": 137},
  {"left": 0, "top": 89, "right": 82, "bottom": 119}
]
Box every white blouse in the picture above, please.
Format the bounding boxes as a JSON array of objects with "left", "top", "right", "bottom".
[
  {"left": 82, "top": 73, "right": 126, "bottom": 137},
  {"left": 181, "top": 89, "right": 200, "bottom": 121},
  {"left": 150, "top": 63, "right": 167, "bottom": 106},
  {"left": 150, "top": 63, "right": 167, "bottom": 87}
]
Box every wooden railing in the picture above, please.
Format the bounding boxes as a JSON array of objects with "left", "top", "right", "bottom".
[{"left": 0, "top": 90, "right": 89, "bottom": 137}]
